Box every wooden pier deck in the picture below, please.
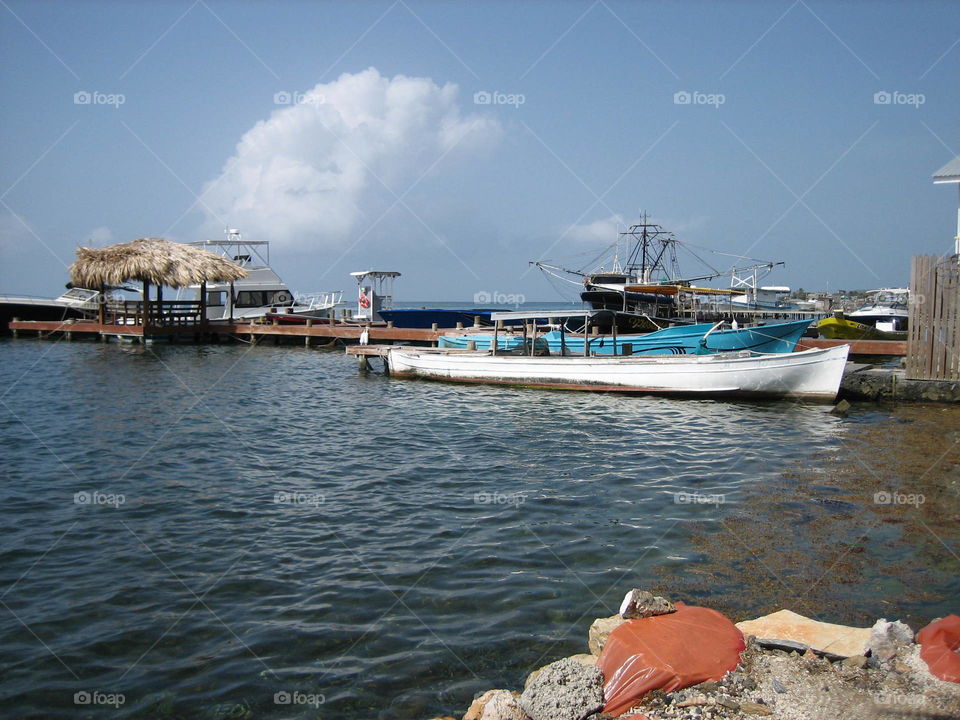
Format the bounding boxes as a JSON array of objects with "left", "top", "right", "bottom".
[{"left": 6, "top": 319, "right": 907, "bottom": 356}]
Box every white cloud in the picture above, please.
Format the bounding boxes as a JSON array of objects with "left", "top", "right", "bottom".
[
  {"left": 564, "top": 214, "right": 625, "bottom": 245},
  {"left": 198, "top": 68, "right": 501, "bottom": 248},
  {"left": 85, "top": 226, "right": 113, "bottom": 245}
]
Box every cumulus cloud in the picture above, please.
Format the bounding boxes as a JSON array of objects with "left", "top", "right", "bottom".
[{"left": 198, "top": 68, "right": 501, "bottom": 248}]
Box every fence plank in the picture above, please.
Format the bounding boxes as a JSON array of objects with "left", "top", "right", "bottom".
[{"left": 907, "top": 255, "right": 960, "bottom": 381}]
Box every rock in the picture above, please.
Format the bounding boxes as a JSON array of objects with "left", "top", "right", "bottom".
[
  {"left": 588, "top": 614, "right": 626, "bottom": 655},
  {"left": 525, "top": 654, "right": 597, "bottom": 690},
  {"left": 735, "top": 609, "right": 871, "bottom": 658},
  {"left": 618, "top": 589, "right": 675, "bottom": 619},
  {"left": 716, "top": 696, "right": 739, "bottom": 710},
  {"left": 841, "top": 654, "right": 868, "bottom": 669},
  {"left": 519, "top": 658, "right": 604, "bottom": 720},
  {"left": 867, "top": 618, "right": 914, "bottom": 662},
  {"left": 830, "top": 399, "right": 852, "bottom": 416},
  {"left": 739, "top": 701, "right": 773, "bottom": 716},
  {"left": 463, "top": 690, "right": 528, "bottom": 720},
  {"left": 771, "top": 678, "right": 787, "bottom": 693}
]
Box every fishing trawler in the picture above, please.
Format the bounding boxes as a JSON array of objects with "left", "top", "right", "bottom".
[
  {"left": 186, "top": 230, "right": 341, "bottom": 322},
  {"left": 533, "top": 214, "right": 804, "bottom": 328}
]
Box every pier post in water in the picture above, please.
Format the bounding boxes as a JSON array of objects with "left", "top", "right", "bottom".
[
  {"left": 11, "top": 318, "right": 18, "bottom": 338},
  {"left": 305, "top": 319, "right": 313, "bottom": 347}
]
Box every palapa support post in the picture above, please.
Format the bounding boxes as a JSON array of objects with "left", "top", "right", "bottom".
[
  {"left": 142, "top": 281, "right": 151, "bottom": 334},
  {"left": 199, "top": 281, "right": 207, "bottom": 334},
  {"left": 98, "top": 283, "right": 105, "bottom": 325}
]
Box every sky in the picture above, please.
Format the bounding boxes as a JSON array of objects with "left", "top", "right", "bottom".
[{"left": 1, "top": 0, "right": 958, "bottom": 301}]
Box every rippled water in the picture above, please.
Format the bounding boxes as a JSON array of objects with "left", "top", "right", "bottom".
[{"left": 1, "top": 340, "right": 957, "bottom": 719}]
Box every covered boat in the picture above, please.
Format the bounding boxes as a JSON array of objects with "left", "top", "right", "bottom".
[{"left": 386, "top": 344, "right": 850, "bottom": 401}]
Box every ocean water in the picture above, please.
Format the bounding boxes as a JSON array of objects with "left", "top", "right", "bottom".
[{"left": 0, "top": 339, "right": 957, "bottom": 719}]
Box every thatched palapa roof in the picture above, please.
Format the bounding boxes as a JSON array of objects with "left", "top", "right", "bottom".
[{"left": 69, "top": 237, "right": 247, "bottom": 289}]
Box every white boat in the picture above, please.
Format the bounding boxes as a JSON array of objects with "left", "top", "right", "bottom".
[
  {"left": 0, "top": 287, "right": 110, "bottom": 330},
  {"left": 186, "top": 230, "right": 341, "bottom": 323},
  {"left": 847, "top": 288, "right": 909, "bottom": 334},
  {"left": 386, "top": 345, "right": 850, "bottom": 400}
]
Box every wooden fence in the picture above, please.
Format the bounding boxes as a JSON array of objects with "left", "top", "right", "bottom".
[{"left": 907, "top": 255, "right": 960, "bottom": 380}]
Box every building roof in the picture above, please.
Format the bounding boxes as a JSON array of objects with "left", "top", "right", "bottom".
[
  {"left": 69, "top": 238, "right": 248, "bottom": 289},
  {"left": 933, "top": 156, "right": 960, "bottom": 184}
]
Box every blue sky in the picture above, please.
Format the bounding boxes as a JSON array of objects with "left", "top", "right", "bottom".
[{"left": 1, "top": 0, "right": 958, "bottom": 301}]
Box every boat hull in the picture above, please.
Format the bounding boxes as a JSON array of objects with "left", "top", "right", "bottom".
[
  {"left": 439, "top": 319, "right": 811, "bottom": 355},
  {"left": 817, "top": 317, "right": 906, "bottom": 341},
  {"left": 387, "top": 345, "right": 850, "bottom": 401}
]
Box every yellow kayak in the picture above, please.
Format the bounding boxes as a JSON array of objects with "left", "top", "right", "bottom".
[{"left": 817, "top": 316, "right": 906, "bottom": 341}]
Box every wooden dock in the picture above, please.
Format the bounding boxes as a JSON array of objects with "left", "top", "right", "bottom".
[{"left": 5, "top": 318, "right": 907, "bottom": 356}]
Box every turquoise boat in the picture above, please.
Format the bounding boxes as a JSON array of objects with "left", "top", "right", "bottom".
[{"left": 438, "top": 319, "right": 811, "bottom": 356}]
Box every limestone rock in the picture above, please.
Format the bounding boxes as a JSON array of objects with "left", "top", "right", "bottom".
[
  {"left": 519, "top": 658, "right": 604, "bottom": 720},
  {"left": 867, "top": 618, "right": 914, "bottom": 661},
  {"left": 618, "top": 589, "right": 675, "bottom": 619},
  {"left": 588, "top": 614, "right": 626, "bottom": 655},
  {"left": 463, "top": 690, "right": 527, "bottom": 720},
  {"left": 525, "top": 654, "right": 597, "bottom": 690},
  {"left": 735, "top": 609, "right": 871, "bottom": 658}
]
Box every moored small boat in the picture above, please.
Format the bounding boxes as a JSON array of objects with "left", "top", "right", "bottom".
[
  {"left": 439, "top": 318, "right": 811, "bottom": 355},
  {"left": 386, "top": 344, "right": 850, "bottom": 401},
  {"left": 817, "top": 316, "right": 906, "bottom": 341}
]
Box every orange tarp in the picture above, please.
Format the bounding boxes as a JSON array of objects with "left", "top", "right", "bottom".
[{"left": 598, "top": 602, "right": 745, "bottom": 716}]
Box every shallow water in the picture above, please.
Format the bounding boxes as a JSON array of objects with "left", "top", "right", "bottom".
[{"left": 0, "top": 339, "right": 957, "bottom": 719}]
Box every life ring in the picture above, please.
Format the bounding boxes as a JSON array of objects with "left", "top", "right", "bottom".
[
  {"left": 359, "top": 293, "right": 371, "bottom": 309},
  {"left": 274, "top": 291, "right": 291, "bottom": 305}
]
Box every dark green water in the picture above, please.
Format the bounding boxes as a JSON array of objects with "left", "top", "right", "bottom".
[{"left": 1, "top": 340, "right": 957, "bottom": 719}]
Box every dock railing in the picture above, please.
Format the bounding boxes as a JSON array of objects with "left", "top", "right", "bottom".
[
  {"left": 104, "top": 300, "right": 203, "bottom": 328},
  {"left": 906, "top": 254, "right": 959, "bottom": 381}
]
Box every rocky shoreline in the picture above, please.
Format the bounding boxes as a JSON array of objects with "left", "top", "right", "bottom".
[{"left": 425, "top": 591, "right": 960, "bottom": 720}]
